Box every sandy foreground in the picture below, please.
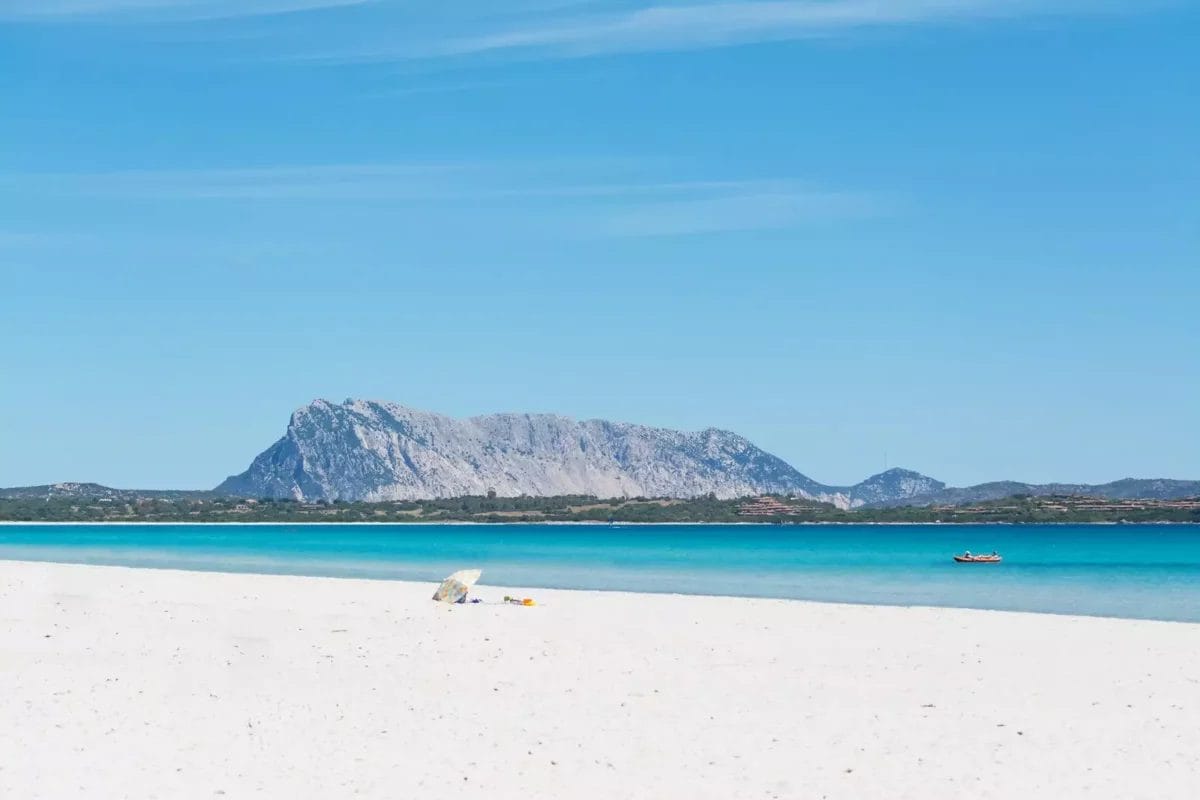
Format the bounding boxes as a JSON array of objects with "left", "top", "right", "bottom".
[{"left": 2, "top": 561, "right": 1198, "bottom": 799}]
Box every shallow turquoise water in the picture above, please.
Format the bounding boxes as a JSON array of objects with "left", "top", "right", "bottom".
[{"left": 2, "top": 523, "right": 1198, "bottom": 622}]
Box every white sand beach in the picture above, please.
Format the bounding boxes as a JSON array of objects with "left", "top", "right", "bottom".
[{"left": 2, "top": 560, "right": 1198, "bottom": 799}]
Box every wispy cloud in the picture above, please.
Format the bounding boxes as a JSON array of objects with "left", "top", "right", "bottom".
[
  {"left": 323, "top": 0, "right": 1142, "bottom": 63},
  {"left": 0, "top": 163, "right": 765, "bottom": 201},
  {"left": 0, "top": 231, "right": 46, "bottom": 247},
  {"left": 359, "top": 79, "right": 512, "bottom": 100},
  {"left": 0, "top": 0, "right": 372, "bottom": 22},
  {"left": 0, "top": 163, "right": 882, "bottom": 236},
  {"left": 0, "top": 163, "right": 469, "bottom": 200},
  {"left": 3, "top": 0, "right": 1155, "bottom": 58},
  {"left": 600, "top": 187, "right": 880, "bottom": 236}
]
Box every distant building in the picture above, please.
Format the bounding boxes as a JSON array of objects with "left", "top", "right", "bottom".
[{"left": 737, "top": 496, "right": 816, "bottom": 517}]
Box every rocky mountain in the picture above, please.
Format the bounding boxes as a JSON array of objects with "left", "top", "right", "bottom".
[
  {"left": 843, "top": 469, "right": 946, "bottom": 507},
  {"left": 214, "top": 399, "right": 1200, "bottom": 508},
  {"left": 7, "top": 402, "right": 1196, "bottom": 510},
  {"left": 216, "top": 398, "right": 859, "bottom": 504}
]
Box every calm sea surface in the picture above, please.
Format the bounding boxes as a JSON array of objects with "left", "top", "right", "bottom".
[{"left": 1, "top": 523, "right": 1198, "bottom": 622}]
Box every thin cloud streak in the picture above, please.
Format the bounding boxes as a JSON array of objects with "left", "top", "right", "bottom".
[
  {"left": 3, "top": 165, "right": 818, "bottom": 202},
  {"left": 316, "top": 0, "right": 1150, "bottom": 63},
  {"left": 0, "top": 163, "right": 884, "bottom": 236},
  {"left": 436, "top": 0, "right": 1112, "bottom": 57},
  {"left": 0, "top": 231, "right": 48, "bottom": 247},
  {"left": 2, "top": 0, "right": 1162, "bottom": 60},
  {"left": 359, "top": 79, "right": 512, "bottom": 99},
  {"left": 599, "top": 189, "right": 882, "bottom": 236},
  {"left": 0, "top": 163, "right": 469, "bottom": 200},
  {"left": 0, "top": 0, "right": 372, "bottom": 22}
]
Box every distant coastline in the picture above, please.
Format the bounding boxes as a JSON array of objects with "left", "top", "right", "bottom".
[
  {"left": 2, "top": 519, "right": 1196, "bottom": 527},
  {"left": 3, "top": 490, "right": 1199, "bottom": 525}
]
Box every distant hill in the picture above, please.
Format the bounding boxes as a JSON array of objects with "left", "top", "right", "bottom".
[
  {"left": 215, "top": 399, "right": 1199, "bottom": 507},
  {"left": 7, "top": 400, "right": 1197, "bottom": 510},
  {"left": 215, "top": 399, "right": 942, "bottom": 508},
  {"left": 841, "top": 468, "right": 945, "bottom": 506},
  {"left": 881, "top": 478, "right": 1200, "bottom": 508},
  {"left": 0, "top": 483, "right": 214, "bottom": 501},
  {"left": 218, "top": 399, "right": 837, "bottom": 503}
]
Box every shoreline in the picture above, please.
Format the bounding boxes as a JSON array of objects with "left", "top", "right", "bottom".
[
  {"left": 4, "top": 557, "right": 1200, "bottom": 626},
  {"left": 4, "top": 559, "right": 1199, "bottom": 798},
  {"left": 3, "top": 553, "right": 1199, "bottom": 625},
  {"left": 3, "top": 519, "right": 1195, "bottom": 526}
]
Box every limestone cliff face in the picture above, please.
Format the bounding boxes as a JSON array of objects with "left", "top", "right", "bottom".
[
  {"left": 216, "top": 399, "right": 836, "bottom": 503},
  {"left": 210, "top": 400, "right": 1200, "bottom": 506}
]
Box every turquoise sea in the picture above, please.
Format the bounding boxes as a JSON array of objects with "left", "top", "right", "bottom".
[{"left": 1, "top": 523, "right": 1198, "bottom": 622}]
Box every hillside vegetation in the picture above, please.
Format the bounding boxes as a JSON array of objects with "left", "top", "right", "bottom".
[{"left": 1, "top": 493, "right": 1197, "bottom": 524}]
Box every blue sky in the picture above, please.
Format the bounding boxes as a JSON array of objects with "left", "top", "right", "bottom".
[{"left": 1, "top": 0, "right": 1197, "bottom": 489}]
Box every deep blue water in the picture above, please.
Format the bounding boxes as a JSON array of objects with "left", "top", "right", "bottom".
[{"left": 1, "top": 523, "right": 1198, "bottom": 622}]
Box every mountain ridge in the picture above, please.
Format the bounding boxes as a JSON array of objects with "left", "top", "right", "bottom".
[
  {"left": 6, "top": 399, "right": 1197, "bottom": 508},
  {"left": 212, "top": 398, "right": 1199, "bottom": 508},
  {"left": 216, "top": 398, "right": 860, "bottom": 504}
]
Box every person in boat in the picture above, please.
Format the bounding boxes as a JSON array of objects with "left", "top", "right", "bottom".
[
  {"left": 991, "top": 551, "right": 998, "bottom": 557},
  {"left": 963, "top": 551, "right": 972, "bottom": 559}
]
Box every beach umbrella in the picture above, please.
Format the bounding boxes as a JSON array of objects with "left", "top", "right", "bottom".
[{"left": 432, "top": 569, "right": 482, "bottom": 603}]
